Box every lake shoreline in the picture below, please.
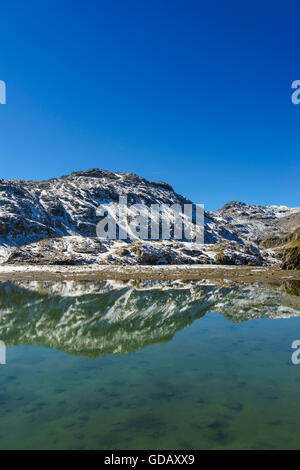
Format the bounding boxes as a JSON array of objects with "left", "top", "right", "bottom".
[{"left": 0, "top": 264, "right": 299, "bottom": 283}]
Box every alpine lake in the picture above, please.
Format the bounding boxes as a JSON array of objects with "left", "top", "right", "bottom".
[{"left": 0, "top": 278, "right": 300, "bottom": 450}]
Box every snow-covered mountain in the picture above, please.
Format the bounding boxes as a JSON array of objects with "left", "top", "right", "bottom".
[
  {"left": 0, "top": 169, "right": 299, "bottom": 266},
  {"left": 0, "top": 280, "right": 299, "bottom": 357},
  {"left": 208, "top": 201, "right": 300, "bottom": 245}
]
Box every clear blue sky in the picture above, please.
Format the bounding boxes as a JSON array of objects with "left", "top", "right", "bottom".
[{"left": 0, "top": 0, "right": 299, "bottom": 210}]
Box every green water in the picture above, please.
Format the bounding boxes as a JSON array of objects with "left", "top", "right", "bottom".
[{"left": 0, "top": 279, "right": 300, "bottom": 450}]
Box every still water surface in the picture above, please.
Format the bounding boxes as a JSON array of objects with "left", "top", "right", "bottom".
[{"left": 0, "top": 279, "right": 300, "bottom": 449}]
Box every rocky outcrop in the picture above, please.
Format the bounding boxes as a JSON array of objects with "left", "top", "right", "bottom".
[
  {"left": 5, "top": 236, "right": 266, "bottom": 266},
  {"left": 281, "top": 244, "right": 300, "bottom": 270},
  {"left": 213, "top": 241, "right": 263, "bottom": 266},
  {"left": 261, "top": 227, "right": 300, "bottom": 270}
]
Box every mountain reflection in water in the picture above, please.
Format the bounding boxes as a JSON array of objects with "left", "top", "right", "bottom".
[{"left": 0, "top": 280, "right": 299, "bottom": 358}]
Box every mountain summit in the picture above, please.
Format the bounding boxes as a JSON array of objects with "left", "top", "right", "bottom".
[{"left": 0, "top": 169, "right": 299, "bottom": 267}]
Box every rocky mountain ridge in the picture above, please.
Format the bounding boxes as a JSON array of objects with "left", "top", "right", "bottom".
[{"left": 0, "top": 169, "right": 299, "bottom": 267}]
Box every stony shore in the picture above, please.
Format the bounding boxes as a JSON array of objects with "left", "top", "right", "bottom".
[{"left": 0, "top": 264, "right": 299, "bottom": 283}]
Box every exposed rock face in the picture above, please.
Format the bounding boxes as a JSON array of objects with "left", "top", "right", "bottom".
[
  {"left": 214, "top": 241, "right": 263, "bottom": 266},
  {"left": 0, "top": 169, "right": 299, "bottom": 266},
  {"left": 0, "top": 169, "right": 190, "bottom": 245},
  {"left": 5, "top": 236, "right": 111, "bottom": 265},
  {"left": 259, "top": 227, "right": 300, "bottom": 270},
  {"left": 279, "top": 211, "right": 300, "bottom": 232},
  {"left": 261, "top": 225, "right": 300, "bottom": 249},
  {"left": 5, "top": 236, "right": 266, "bottom": 266},
  {"left": 208, "top": 201, "right": 300, "bottom": 245},
  {"left": 281, "top": 244, "right": 300, "bottom": 270},
  {"left": 0, "top": 169, "right": 238, "bottom": 257},
  {"left": 260, "top": 233, "right": 290, "bottom": 249}
]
